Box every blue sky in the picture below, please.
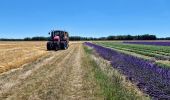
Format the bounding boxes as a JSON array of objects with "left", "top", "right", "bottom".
[{"left": 0, "top": 0, "right": 169, "bottom": 38}]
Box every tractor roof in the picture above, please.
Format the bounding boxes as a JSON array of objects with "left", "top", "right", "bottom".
[{"left": 52, "top": 30, "right": 68, "bottom": 33}]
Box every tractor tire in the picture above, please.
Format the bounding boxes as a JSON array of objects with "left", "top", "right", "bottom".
[
  {"left": 60, "top": 43, "right": 68, "bottom": 50},
  {"left": 47, "top": 42, "right": 52, "bottom": 50},
  {"left": 60, "top": 43, "right": 64, "bottom": 50}
]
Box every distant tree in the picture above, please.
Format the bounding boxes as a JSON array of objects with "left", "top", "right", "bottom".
[
  {"left": 106, "top": 34, "right": 156, "bottom": 40},
  {"left": 166, "top": 37, "right": 170, "bottom": 40},
  {"left": 0, "top": 34, "right": 162, "bottom": 41},
  {"left": 138, "top": 34, "right": 157, "bottom": 40},
  {"left": 31, "top": 36, "right": 48, "bottom": 41},
  {"left": 126, "top": 35, "right": 133, "bottom": 40},
  {"left": 24, "top": 37, "right": 31, "bottom": 41},
  {"left": 99, "top": 37, "right": 107, "bottom": 40}
]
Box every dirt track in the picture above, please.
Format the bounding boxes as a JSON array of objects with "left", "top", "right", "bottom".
[{"left": 0, "top": 43, "right": 102, "bottom": 100}]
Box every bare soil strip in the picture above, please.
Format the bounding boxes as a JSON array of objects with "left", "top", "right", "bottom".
[{"left": 0, "top": 43, "right": 102, "bottom": 100}]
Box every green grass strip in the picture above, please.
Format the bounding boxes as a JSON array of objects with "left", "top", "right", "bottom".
[{"left": 84, "top": 46, "right": 150, "bottom": 100}]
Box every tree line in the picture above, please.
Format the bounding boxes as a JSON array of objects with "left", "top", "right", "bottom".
[{"left": 0, "top": 34, "right": 169, "bottom": 41}]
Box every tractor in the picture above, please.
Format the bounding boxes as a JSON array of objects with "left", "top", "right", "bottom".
[{"left": 47, "top": 30, "right": 69, "bottom": 51}]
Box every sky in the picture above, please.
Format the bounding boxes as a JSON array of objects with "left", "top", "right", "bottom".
[{"left": 0, "top": 0, "right": 170, "bottom": 38}]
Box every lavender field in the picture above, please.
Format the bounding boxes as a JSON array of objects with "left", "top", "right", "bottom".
[{"left": 85, "top": 42, "right": 170, "bottom": 100}]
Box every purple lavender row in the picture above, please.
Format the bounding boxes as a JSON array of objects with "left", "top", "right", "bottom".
[
  {"left": 123, "top": 41, "right": 170, "bottom": 46},
  {"left": 84, "top": 42, "right": 170, "bottom": 99}
]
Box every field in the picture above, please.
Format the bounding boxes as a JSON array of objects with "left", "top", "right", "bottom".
[
  {"left": 0, "top": 41, "right": 170, "bottom": 99},
  {"left": 0, "top": 42, "right": 48, "bottom": 73},
  {"left": 95, "top": 41, "right": 170, "bottom": 66},
  {"left": 0, "top": 42, "right": 103, "bottom": 100},
  {"left": 88, "top": 41, "right": 170, "bottom": 99}
]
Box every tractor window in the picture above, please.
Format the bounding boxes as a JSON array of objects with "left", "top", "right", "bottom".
[
  {"left": 54, "top": 31, "right": 60, "bottom": 36},
  {"left": 50, "top": 31, "right": 67, "bottom": 41}
]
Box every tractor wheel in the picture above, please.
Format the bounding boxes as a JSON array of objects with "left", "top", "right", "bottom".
[
  {"left": 60, "top": 43, "right": 65, "bottom": 50},
  {"left": 47, "top": 42, "right": 52, "bottom": 50}
]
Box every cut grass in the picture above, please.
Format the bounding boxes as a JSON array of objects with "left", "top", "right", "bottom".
[{"left": 84, "top": 46, "right": 150, "bottom": 100}]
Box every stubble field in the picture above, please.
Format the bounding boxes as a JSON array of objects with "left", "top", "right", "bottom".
[
  {"left": 0, "top": 41, "right": 48, "bottom": 73},
  {"left": 0, "top": 41, "right": 104, "bottom": 100}
]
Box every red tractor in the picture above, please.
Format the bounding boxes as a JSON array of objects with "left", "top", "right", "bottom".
[{"left": 47, "top": 30, "right": 69, "bottom": 51}]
